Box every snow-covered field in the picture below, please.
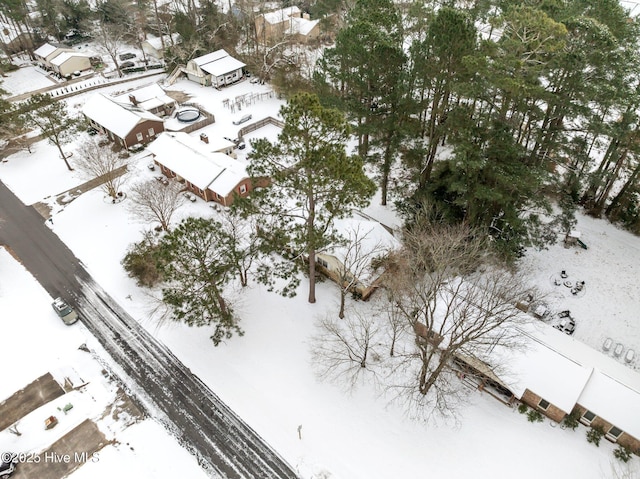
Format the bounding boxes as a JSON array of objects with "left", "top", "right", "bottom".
[{"left": 1, "top": 71, "right": 639, "bottom": 478}]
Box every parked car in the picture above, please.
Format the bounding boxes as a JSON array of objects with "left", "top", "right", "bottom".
[
  {"left": 0, "top": 455, "right": 17, "bottom": 478},
  {"left": 119, "top": 52, "right": 136, "bottom": 61},
  {"left": 52, "top": 297, "right": 78, "bottom": 325},
  {"left": 232, "top": 114, "right": 252, "bottom": 125},
  {"left": 120, "top": 61, "right": 135, "bottom": 69}
]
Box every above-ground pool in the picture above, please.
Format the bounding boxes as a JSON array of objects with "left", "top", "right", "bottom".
[{"left": 176, "top": 108, "right": 201, "bottom": 122}]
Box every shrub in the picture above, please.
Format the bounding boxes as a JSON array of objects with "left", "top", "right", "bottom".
[
  {"left": 613, "top": 445, "right": 633, "bottom": 463},
  {"left": 122, "top": 233, "right": 163, "bottom": 287},
  {"left": 518, "top": 403, "right": 528, "bottom": 414},
  {"left": 527, "top": 410, "right": 544, "bottom": 423},
  {"left": 586, "top": 426, "right": 605, "bottom": 446},
  {"left": 563, "top": 410, "right": 580, "bottom": 430}
]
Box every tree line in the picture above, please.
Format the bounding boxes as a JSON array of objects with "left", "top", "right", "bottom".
[{"left": 313, "top": 0, "right": 640, "bottom": 256}]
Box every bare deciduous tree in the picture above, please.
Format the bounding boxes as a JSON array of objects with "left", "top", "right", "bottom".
[
  {"left": 74, "top": 137, "right": 128, "bottom": 199},
  {"left": 128, "top": 178, "right": 186, "bottom": 231},
  {"left": 311, "top": 309, "right": 384, "bottom": 389},
  {"left": 383, "top": 219, "right": 535, "bottom": 421},
  {"left": 330, "top": 223, "right": 389, "bottom": 319}
]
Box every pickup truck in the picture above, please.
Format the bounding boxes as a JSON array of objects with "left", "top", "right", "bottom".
[{"left": 52, "top": 297, "right": 79, "bottom": 325}]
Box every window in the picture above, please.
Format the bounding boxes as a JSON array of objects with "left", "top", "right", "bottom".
[
  {"left": 148, "top": 127, "right": 155, "bottom": 136},
  {"left": 136, "top": 132, "right": 143, "bottom": 141},
  {"left": 538, "top": 399, "right": 550, "bottom": 411},
  {"left": 581, "top": 410, "right": 596, "bottom": 425},
  {"left": 239, "top": 184, "right": 247, "bottom": 194},
  {"left": 316, "top": 257, "right": 328, "bottom": 268},
  {"left": 607, "top": 426, "right": 623, "bottom": 440}
]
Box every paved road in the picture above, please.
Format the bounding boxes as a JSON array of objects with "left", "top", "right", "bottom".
[{"left": 0, "top": 181, "right": 299, "bottom": 479}]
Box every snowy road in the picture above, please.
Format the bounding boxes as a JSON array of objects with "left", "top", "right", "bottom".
[{"left": 0, "top": 181, "right": 298, "bottom": 479}]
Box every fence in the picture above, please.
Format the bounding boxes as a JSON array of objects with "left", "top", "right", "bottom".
[{"left": 237, "top": 116, "right": 284, "bottom": 139}]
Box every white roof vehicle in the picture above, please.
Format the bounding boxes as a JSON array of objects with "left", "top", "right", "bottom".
[{"left": 51, "top": 297, "right": 78, "bottom": 325}]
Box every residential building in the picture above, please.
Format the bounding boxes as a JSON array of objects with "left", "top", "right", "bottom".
[
  {"left": 147, "top": 132, "right": 257, "bottom": 205},
  {"left": 315, "top": 217, "right": 399, "bottom": 300},
  {"left": 184, "top": 49, "right": 245, "bottom": 87},
  {"left": 82, "top": 94, "right": 164, "bottom": 150}
]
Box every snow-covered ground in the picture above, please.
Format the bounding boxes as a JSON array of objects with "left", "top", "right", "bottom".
[{"left": 1, "top": 71, "right": 639, "bottom": 478}]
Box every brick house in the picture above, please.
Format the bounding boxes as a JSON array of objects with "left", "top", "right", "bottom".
[
  {"left": 146, "top": 132, "right": 259, "bottom": 206},
  {"left": 82, "top": 93, "right": 164, "bottom": 150},
  {"left": 455, "top": 322, "right": 640, "bottom": 452}
]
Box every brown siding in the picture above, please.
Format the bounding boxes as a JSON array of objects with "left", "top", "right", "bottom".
[
  {"left": 123, "top": 120, "right": 164, "bottom": 148},
  {"left": 521, "top": 389, "right": 567, "bottom": 423},
  {"left": 573, "top": 404, "right": 640, "bottom": 452}
]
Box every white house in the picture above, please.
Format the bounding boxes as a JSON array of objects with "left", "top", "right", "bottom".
[
  {"left": 146, "top": 132, "right": 255, "bottom": 205},
  {"left": 184, "top": 49, "right": 245, "bottom": 87}
]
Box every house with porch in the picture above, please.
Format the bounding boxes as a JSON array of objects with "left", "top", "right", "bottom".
[
  {"left": 184, "top": 49, "right": 245, "bottom": 87},
  {"left": 146, "top": 132, "right": 256, "bottom": 206},
  {"left": 82, "top": 93, "right": 164, "bottom": 150}
]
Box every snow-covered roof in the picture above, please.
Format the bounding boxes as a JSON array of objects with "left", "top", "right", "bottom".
[
  {"left": 290, "top": 16, "right": 319, "bottom": 35},
  {"left": 144, "top": 33, "right": 181, "bottom": 50},
  {"left": 113, "top": 84, "right": 175, "bottom": 111},
  {"left": 147, "top": 132, "right": 248, "bottom": 196},
  {"left": 262, "top": 6, "right": 300, "bottom": 24},
  {"left": 497, "top": 322, "right": 640, "bottom": 439},
  {"left": 200, "top": 55, "right": 246, "bottom": 76},
  {"left": 192, "top": 49, "right": 229, "bottom": 66},
  {"left": 82, "top": 94, "right": 163, "bottom": 139},
  {"left": 49, "top": 51, "right": 90, "bottom": 66},
  {"left": 33, "top": 42, "right": 58, "bottom": 58}
]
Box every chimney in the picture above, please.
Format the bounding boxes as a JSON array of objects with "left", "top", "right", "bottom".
[
  {"left": 200, "top": 133, "right": 209, "bottom": 144},
  {"left": 129, "top": 94, "right": 138, "bottom": 105}
]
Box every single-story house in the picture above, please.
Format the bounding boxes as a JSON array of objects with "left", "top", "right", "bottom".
[
  {"left": 142, "top": 33, "right": 181, "bottom": 59},
  {"left": 147, "top": 132, "right": 256, "bottom": 205},
  {"left": 255, "top": 6, "right": 321, "bottom": 45},
  {"left": 112, "top": 83, "right": 177, "bottom": 117},
  {"left": 184, "top": 49, "right": 245, "bottom": 87},
  {"left": 456, "top": 321, "right": 640, "bottom": 453},
  {"left": 315, "top": 217, "right": 399, "bottom": 299},
  {"left": 82, "top": 93, "right": 164, "bottom": 150},
  {"left": 49, "top": 51, "right": 91, "bottom": 77}
]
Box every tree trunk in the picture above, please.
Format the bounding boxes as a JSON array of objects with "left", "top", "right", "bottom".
[
  {"left": 606, "top": 159, "right": 640, "bottom": 218},
  {"left": 339, "top": 290, "right": 346, "bottom": 319}
]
